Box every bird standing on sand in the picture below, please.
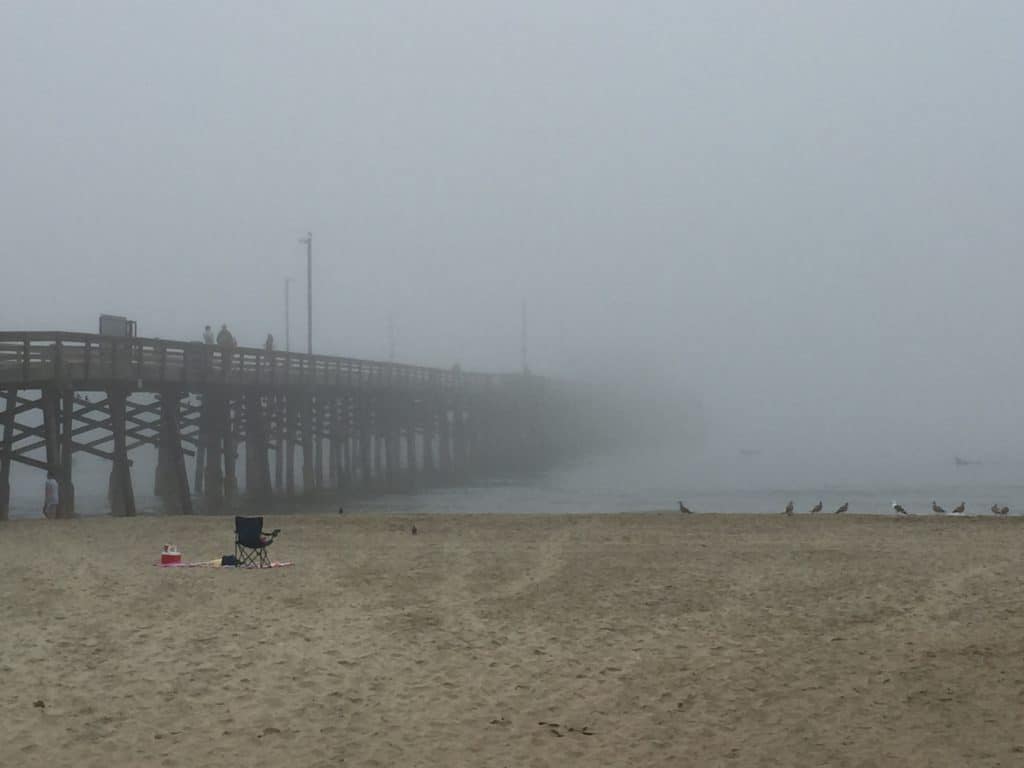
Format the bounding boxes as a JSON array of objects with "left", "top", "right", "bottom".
[
  {"left": 678, "top": 501, "right": 694, "bottom": 514},
  {"left": 952, "top": 502, "right": 966, "bottom": 515},
  {"left": 931, "top": 501, "right": 946, "bottom": 514},
  {"left": 784, "top": 501, "right": 794, "bottom": 516},
  {"left": 834, "top": 502, "right": 849, "bottom": 514},
  {"left": 892, "top": 502, "right": 908, "bottom": 515},
  {"left": 809, "top": 501, "right": 823, "bottom": 514},
  {"left": 1000, "top": 506, "right": 1010, "bottom": 516}
]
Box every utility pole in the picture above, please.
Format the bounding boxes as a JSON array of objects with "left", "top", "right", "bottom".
[
  {"left": 521, "top": 298, "right": 528, "bottom": 375},
  {"left": 299, "top": 232, "right": 312, "bottom": 355},
  {"left": 284, "top": 278, "right": 291, "bottom": 352}
]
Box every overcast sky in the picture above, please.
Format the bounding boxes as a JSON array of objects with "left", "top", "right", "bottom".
[{"left": 3, "top": 1, "right": 1023, "bottom": 480}]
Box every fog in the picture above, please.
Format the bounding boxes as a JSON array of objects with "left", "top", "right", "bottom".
[{"left": 3, "top": 2, "right": 1024, "bottom": 493}]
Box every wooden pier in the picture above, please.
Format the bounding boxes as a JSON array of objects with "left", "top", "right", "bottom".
[{"left": 0, "top": 332, "right": 574, "bottom": 518}]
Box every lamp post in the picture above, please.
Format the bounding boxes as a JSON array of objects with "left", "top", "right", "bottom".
[
  {"left": 284, "top": 278, "right": 291, "bottom": 352},
  {"left": 299, "top": 232, "right": 313, "bottom": 355}
]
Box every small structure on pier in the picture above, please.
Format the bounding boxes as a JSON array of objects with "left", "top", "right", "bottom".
[{"left": 0, "top": 331, "right": 577, "bottom": 518}]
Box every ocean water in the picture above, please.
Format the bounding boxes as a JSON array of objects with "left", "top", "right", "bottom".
[{"left": 6, "top": 446, "right": 1022, "bottom": 519}]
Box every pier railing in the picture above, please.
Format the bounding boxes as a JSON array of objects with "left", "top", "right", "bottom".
[{"left": 0, "top": 332, "right": 507, "bottom": 392}]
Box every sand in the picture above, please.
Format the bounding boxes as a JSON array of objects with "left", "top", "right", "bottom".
[{"left": 2, "top": 511, "right": 1024, "bottom": 767}]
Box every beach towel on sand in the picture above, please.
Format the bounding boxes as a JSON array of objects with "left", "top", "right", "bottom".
[{"left": 156, "top": 559, "right": 293, "bottom": 569}]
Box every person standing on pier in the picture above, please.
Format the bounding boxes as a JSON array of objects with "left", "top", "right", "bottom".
[
  {"left": 217, "top": 324, "right": 237, "bottom": 373},
  {"left": 216, "top": 324, "right": 236, "bottom": 348},
  {"left": 265, "top": 333, "right": 274, "bottom": 353},
  {"left": 42, "top": 472, "right": 59, "bottom": 519},
  {"left": 203, "top": 325, "right": 214, "bottom": 345}
]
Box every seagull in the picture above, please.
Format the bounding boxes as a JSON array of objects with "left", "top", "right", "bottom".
[
  {"left": 783, "top": 501, "right": 794, "bottom": 516},
  {"left": 931, "top": 501, "right": 946, "bottom": 515},
  {"left": 809, "top": 501, "right": 823, "bottom": 514},
  {"left": 678, "top": 501, "right": 694, "bottom": 514},
  {"left": 991, "top": 504, "right": 1000, "bottom": 515},
  {"left": 1000, "top": 506, "right": 1010, "bottom": 516},
  {"left": 834, "top": 502, "right": 849, "bottom": 514},
  {"left": 951, "top": 502, "right": 966, "bottom": 515},
  {"left": 892, "top": 502, "right": 908, "bottom": 515},
  {"left": 411, "top": 525, "right": 417, "bottom": 535}
]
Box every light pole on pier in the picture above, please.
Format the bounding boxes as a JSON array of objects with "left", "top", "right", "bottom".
[
  {"left": 284, "top": 278, "right": 292, "bottom": 352},
  {"left": 299, "top": 232, "right": 313, "bottom": 355},
  {"left": 521, "top": 298, "right": 528, "bottom": 374}
]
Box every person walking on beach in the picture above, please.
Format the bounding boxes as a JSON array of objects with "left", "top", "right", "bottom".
[
  {"left": 43, "top": 472, "right": 59, "bottom": 519},
  {"left": 202, "top": 325, "right": 215, "bottom": 345}
]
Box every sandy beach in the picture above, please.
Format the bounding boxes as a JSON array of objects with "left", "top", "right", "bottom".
[{"left": 2, "top": 512, "right": 1024, "bottom": 767}]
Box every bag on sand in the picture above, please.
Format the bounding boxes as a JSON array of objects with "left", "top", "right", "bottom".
[{"left": 221, "top": 555, "right": 238, "bottom": 566}]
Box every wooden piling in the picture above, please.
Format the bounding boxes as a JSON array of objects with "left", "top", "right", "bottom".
[
  {"left": 193, "top": 401, "right": 206, "bottom": 497},
  {"left": 301, "top": 394, "right": 314, "bottom": 495},
  {"left": 274, "top": 394, "right": 284, "bottom": 493},
  {"left": 0, "top": 388, "right": 15, "bottom": 520},
  {"left": 202, "top": 394, "right": 223, "bottom": 509},
  {"left": 313, "top": 396, "right": 324, "bottom": 491},
  {"left": 160, "top": 393, "right": 193, "bottom": 514},
  {"left": 438, "top": 405, "right": 452, "bottom": 479},
  {"left": 245, "top": 391, "right": 271, "bottom": 499},
  {"left": 223, "top": 397, "right": 238, "bottom": 503},
  {"left": 108, "top": 388, "right": 137, "bottom": 516},
  {"left": 285, "top": 394, "right": 296, "bottom": 497},
  {"left": 60, "top": 389, "right": 75, "bottom": 517}
]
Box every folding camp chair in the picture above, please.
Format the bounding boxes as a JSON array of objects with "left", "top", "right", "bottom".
[{"left": 234, "top": 516, "right": 280, "bottom": 568}]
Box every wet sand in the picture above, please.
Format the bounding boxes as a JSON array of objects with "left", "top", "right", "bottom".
[{"left": 2, "top": 512, "right": 1024, "bottom": 767}]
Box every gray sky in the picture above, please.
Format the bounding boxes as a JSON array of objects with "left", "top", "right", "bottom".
[{"left": 3, "top": 1, "right": 1023, "bottom": 481}]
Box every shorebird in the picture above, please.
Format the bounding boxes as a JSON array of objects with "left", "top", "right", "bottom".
[
  {"left": 951, "top": 502, "right": 966, "bottom": 515},
  {"left": 892, "top": 502, "right": 908, "bottom": 515},
  {"left": 931, "top": 501, "right": 946, "bottom": 514},
  {"left": 678, "top": 501, "right": 694, "bottom": 514},
  {"left": 784, "top": 501, "right": 794, "bottom": 516},
  {"left": 834, "top": 502, "right": 848, "bottom": 514},
  {"left": 809, "top": 501, "right": 823, "bottom": 514},
  {"left": 993, "top": 505, "right": 1009, "bottom": 516},
  {"left": 1001, "top": 506, "right": 1010, "bottom": 516}
]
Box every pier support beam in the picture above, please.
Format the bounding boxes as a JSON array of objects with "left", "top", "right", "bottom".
[
  {"left": 328, "top": 397, "right": 339, "bottom": 490},
  {"left": 202, "top": 394, "right": 224, "bottom": 509},
  {"left": 60, "top": 389, "right": 75, "bottom": 517},
  {"left": 285, "top": 395, "right": 296, "bottom": 498},
  {"left": 194, "top": 399, "right": 206, "bottom": 497},
  {"left": 453, "top": 404, "right": 467, "bottom": 480},
  {"left": 159, "top": 392, "right": 193, "bottom": 514},
  {"left": 362, "top": 397, "right": 374, "bottom": 487},
  {"left": 301, "top": 395, "right": 314, "bottom": 495},
  {"left": 422, "top": 403, "right": 436, "bottom": 481},
  {"left": 108, "top": 388, "right": 136, "bottom": 517},
  {"left": 154, "top": 395, "right": 176, "bottom": 498},
  {"left": 0, "top": 388, "right": 15, "bottom": 520},
  {"left": 223, "top": 398, "right": 238, "bottom": 503},
  {"left": 313, "top": 396, "right": 324, "bottom": 491},
  {"left": 438, "top": 405, "right": 452, "bottom": 480},
  {"left": 404, "top": 401, "right": 417, "bottom": 489},
  {"left": 274, "top": 394, "right": 284, "bottom": 493},
  {"left": 245, "top": 391, "right": 271, "bottom": 500}
]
